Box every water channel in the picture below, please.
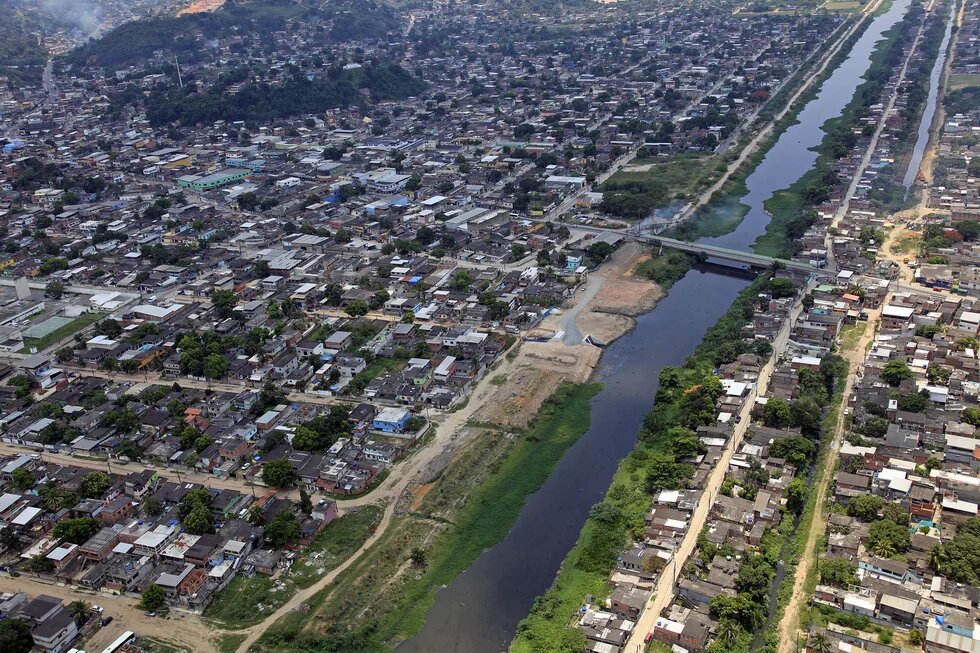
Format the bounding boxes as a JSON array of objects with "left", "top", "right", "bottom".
[
  {"left": 901, "top": 0, "right": 956, "bottom": 191},
  {"left": 398, "top": 2, "right": 912, "bottom": 651}
]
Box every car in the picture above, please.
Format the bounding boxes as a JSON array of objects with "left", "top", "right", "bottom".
[
  {"left": 858, "top": 312, "right": 869, "bottom": 321},
  {"left": 100, "top": 616, "right": 113, "bottom": 626},
  {"left": 645, "top": 633, "right": 654, "bottom": 644},
  {"left": 93, "top": 606, "right": 103, "bottom": 613},
  {"left": 144, "top": 611, "right": 157, "bottom": 617}
]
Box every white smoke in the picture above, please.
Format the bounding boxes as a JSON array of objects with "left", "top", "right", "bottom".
[{"left": 40, "top": 0, "right": 104, "bottom": 36}]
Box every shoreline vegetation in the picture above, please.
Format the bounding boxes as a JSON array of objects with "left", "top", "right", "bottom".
[
  {"left": 759, "top": 0, "right": 925, "bottom": 258},
  {"left": 511, "top": 3, "right": 908, "bottom": 651},
  {"left": 250, "top": 382, "right": 601, "bottom": 652}
]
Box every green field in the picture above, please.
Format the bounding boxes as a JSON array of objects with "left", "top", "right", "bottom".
[
  {"left": 20, "top": 312, "right": 104, "bottom": 354},
  {"left": 949, "top": 74, "right": 980, "bottom": 91}
]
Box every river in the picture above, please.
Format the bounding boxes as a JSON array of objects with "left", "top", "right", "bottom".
[
  {"left": 397, "top": 2, "right": 911, "bottom": 652},
  {"left": 901, "top": 1, "right": 955, "bottom": 190}
]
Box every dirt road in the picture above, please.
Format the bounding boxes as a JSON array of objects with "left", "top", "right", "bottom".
[
  {"left": 0, "top": 573, "right": 218, "bottom": 653},
  {"left": 774, "top": 301, "right": 881, "bottom": 653}
]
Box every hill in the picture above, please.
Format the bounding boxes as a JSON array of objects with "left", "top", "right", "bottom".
[
  {"left": 65, "top": 0, "right": 400, "bottom": 70},
  {"left": 0, "top": 4, "right": 49, "bottom": 86}
]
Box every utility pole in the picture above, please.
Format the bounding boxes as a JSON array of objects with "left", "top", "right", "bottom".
[{"left": 175, "top": 56, "right": 184, "bottom": 89}]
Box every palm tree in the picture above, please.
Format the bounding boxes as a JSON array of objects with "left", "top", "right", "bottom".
[
  {"left": 67, "top": 600, "right": 92, "bottom": 626},
  {"left": 717, "top": 619, "right": 739, "bottom": 646},
  {"left": 809, "top": 632, "right": 833, "bottom": 653},
  {"left": 870, "top": 539, "right": 897, "bottom": 558},
  {"left": 927, "top": 544, "right": 948, "bottom": 574}
]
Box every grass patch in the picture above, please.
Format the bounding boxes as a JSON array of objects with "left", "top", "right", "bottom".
[
  {"left": 634, "top": 250, "right": 699, "bottom": 290},
  {"left": 206, "top": 506, "right": 383, "bottom": 628},
  {"left": 823, "top": 0, "right": 863, "bottom": 11},
  {"left": 948, "top": 73, "right": 980, "bottom": 90},
  {"left": 287, "top": 505, "right": 384, "bottom": 588},
  {"left": 490, "top": 374, "right": 508, "bottom": 386},
  {"left": 217, "top": 633, "right": 247, "bottom": 653},
  {"left": 839, "top": 322, "right": 867, "bottom": 351},
  {"left": 617, "top": 154, "right": 717, "bottom": 199},
  {"left": 137, "top": 637, "right": 192, "bottom": 653},
  {"left": 19, "top": 311, "right": 104, "bottom": 353},
  {"left": 253, "top": 382, "right": 602, "bottom": 652},
  {"left": 890, "top": 233, "right": 921, "bottom": 254},
  {"left": 203, "top": 574, "right": 297, "bottom": 630}
]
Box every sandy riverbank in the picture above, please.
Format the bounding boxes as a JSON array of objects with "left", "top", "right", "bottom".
[{"left": 472, "top": 244, "right": 662, "bottom": 428}]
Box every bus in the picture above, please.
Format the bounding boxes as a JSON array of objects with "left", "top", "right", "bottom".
[{"left": 99, "top": 631, "right": 135, "bottom": 653}]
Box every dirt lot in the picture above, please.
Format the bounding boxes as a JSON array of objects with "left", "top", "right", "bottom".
[
  {"left": 472, "top": 342, "right": 600, "bottom": 428},
  {"left": 590, "top": 250, "right": 663, "bottom": 317},
  {"left": 472, "top": 244, "right": 661, "bottom": 428},
  {"left": 0, "top": 573, "right": 218, "bottom": 653}
]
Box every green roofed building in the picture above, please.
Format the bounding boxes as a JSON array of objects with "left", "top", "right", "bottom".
[{"left": 177, "top": 168, "right": 251, "bottom": 191}]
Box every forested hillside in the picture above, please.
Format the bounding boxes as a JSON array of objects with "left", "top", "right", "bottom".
[
  {"left": 0, "top": 4, "right": 48, "bottom": 86},
  {"left": 65, "top": 0, "right": 400, "bottom": 69}
]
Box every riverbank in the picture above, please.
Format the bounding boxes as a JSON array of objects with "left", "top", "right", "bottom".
[
  {"left": 760, "top": 0, "right": 920, "bottom": 257},
  {"left": 248, "top": 381, "right": 602, "bottom": 653},
  {"left": 510, "top": 274, "right": 772, "bottom": 652}
]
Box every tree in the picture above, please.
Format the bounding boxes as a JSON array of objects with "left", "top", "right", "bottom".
[
  {"left": 203, "top": 354, "right": 228, "bottom": 380},
  {"left": 410, "top": 547, "right": 427, "bottom": 567},
  {"left": 56, "top": 346, "right": 74, "bottom": 363},
  {"left": 716, "top": 620, "right": 741, "bottom": 647},
  {"left": 209, "top": 289, "right": 238, "bottom": 318},
  {"left": 0, "top": 618, "right": 34, "bottom": 653},
  {"left": 510, "top": 243, "right": 527, "bottom": 260},
  {"left": 262, "top": 459, "right": 297, "bottom": 488},
  {"left": 961, "top": 407, "right": 980, "bottom": 426},
  {"left": 345, "top": 300, "right": 369, "bottom": 317},
  {"left": 927, "top": 364, "right": 952, "bottom": 385},
  {"left": 0, "top": 526, "right": 18, "bottom": 551},
  {"left": 846, "top": 494, "right": 884, "bottom": 521},
  {"left": 266, "top": 509, "right": 300, "bottom": 548},
  {"left": 897, "top": 390, "right": 928, "bottom": 412},
  {"left": 909, "top": 628, "right": 924, "bottom": 647},
  {"left": 53, "top": 517, "right": 100, "bottom": 545},
  {"left": 144, "top": 496, "right": 163, "bottom": 516},
  {"left": 29, "top": 555, "right": 54, "bottom": 573},
  {"left": 792, "top": 397, "right": 823, "bottom": 438},
  {"left": 767, "top": 435, "right": 815, "bottom": 470},
  {"left": 868, "top": 519, "right": 911, "bottom": 557},
  {"left": 926, "top": 518, "right": 980, "bottom": 584},
  {"left": 786, "top": 478, "right": 806, "bottom": 514},
  {"left": 882, "top": 360, "right": 913, "bottom": 387},
  {"left": 809, "top": 632, "right": 833, "bottom": 653},
  {"left": 769, "top": 277, "right": 796, "bottom": 298},
  {"left": 451, "top": 269, "right": 473, "bottom": 290},
  {"left": 11, "top": 467, "right": 34, "bottom": 491},
  {"left": 299, "top": 487, "right": 313, "bottom": 515},
  {"left": 819, "top": 557, "right": 858, "bottom": 587},
  {"left": 587, "top": 241, "right": 614, "bottom": 263},
  {"left": 79, "top": 471, "right": 111, "bottom": 498},
  {"left": 45, "top": 280, "right": 65, "bottom": 299},
  {"left": 763, "top": 397, "right": 792, "bottom": 428},
  {"left": 67, "top": 600, "right": 93, "bottom": 626},
  {"left": 183, "top": 504, "right": 215, "bottom": 535},
  {"left": 140, "top": 584, "right": 167, "bottom": 611}
]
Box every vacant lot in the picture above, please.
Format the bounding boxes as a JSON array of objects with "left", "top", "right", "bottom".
[{"left": 949, "top": 74, "right": 980, "bottom": 90}]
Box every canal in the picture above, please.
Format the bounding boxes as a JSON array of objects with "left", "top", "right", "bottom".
[
  {"left": 901, "top": 0, "right": 955, "bottom": 191},
  {"left": 397, "top": 2, "right": 912, "bottom": 652}
]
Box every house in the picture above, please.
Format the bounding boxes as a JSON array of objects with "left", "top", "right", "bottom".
[{"left": 372, "top": 407, "right": 411, "bottom": 434}]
